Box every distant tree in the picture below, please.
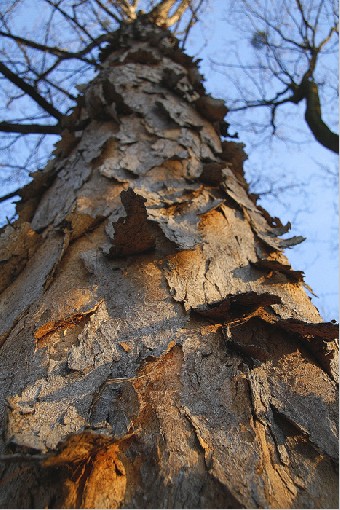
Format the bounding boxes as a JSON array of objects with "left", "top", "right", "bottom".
[{"left": 214, "top": 0, "right": 338, "bottom": 153}]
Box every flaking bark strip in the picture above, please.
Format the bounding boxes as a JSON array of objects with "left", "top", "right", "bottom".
[
  {"left": 53, "top": 130, "right": 81, "bottom": 159},
  {"left": 43, "top": 431, "right": 113, "bottom": 466},
  {"left": 30, "top": 122, "right": 115, "bottom": 232},
  {"left": 276, "top": 318, "right": 338, "bottom": 379},
  {"left": 219, "top": 141, "right": 248, "bottom": 187},
  {"left": 85, "top": 80, "right": 132, "bottom": 121},
  {"left": 0, "top": 233, "right": 67, "bottom": 347},
  {"left": 241, "top": 205, "right": 305, "bottom": 251},
  {"left": 224, "top": 313, "right": 338, "bottom": 379},
  {"left": 64, "top": 211, "right": 107, "bottom": 243},
  {"left": 270, "top": 404, "right": 310, "bottom": 439},
  {"left": 60, "top": 96, "right": 88, "bottom": 130},
  {"left": 276, "top": 318, "right": 338, "bottom": 340},
  {"left": 220, "top": 167, "right": 305, "bottom": 250},
  {"left": 250, "top": 259, "right": 305, "bottom": 284},
  {"left": 257, "top": 205, "right": 291, "bottom": 231},
  {"left": 93, "top": 341, "right": 179, "bottom": 412},
  {"left": 192, "top": 292, "right": 282, "bottom": 322},
  {"left": 43, "top": 231, "right": 70, "bottom": 291},
  {"left": 195, "top": 95, "right": 228, "bottom": 122},
  {"left": 51, "top": 429, "right": 151, "bottom": 508},
  {"left": 266, "top": 404, "right": 337, "bottom": 467},
  {"left": 161, "top": 68, "right": 200, "bottom": 103},
  {"left": 89, "top": 339, "right": 178, "bottom": 417},
  {"left": 34, "top": 301, "right": 102, "bottom": 345},
  {"left": 222, "top": 333, "right": 259, "bottom": 370},
  {"left": 41, "top": 432, "right": 128, "bottom": 508},
  {"left": 200, "top": 162, "right": 228, "bottom": 185},
  {"left": 245, "top": 372, "right": 333, "bottom": 477},
  {"left": 120, "top": 48, "right": 161, "bottom": 65}
]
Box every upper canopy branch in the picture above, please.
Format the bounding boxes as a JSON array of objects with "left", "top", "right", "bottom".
[
  {"left": 148, "top": 0, "right": 192, "bottom": 27},
  {"left": 229, "top": 74, "right": 339, "bottom": 154},
  {"left": 0, "top": 60, "right": 62, "bottom": 121},
  {"left": 222, "top": 0, "right": 338, "bottom": 153},
  {"left": 297, "top": 77, "right": 339, "bottom": 153},
  {"left": 0, "top": 30, "right": 109, "bottom": 63}
]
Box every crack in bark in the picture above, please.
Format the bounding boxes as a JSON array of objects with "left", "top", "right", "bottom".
[{"left": 180, "top": 406, "right": 213, "bottom": 470}]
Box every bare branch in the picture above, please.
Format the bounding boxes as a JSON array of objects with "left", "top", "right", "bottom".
[
  {"left": 0, "top": 121, "right": 61, "bottom": 135},
  {"left": 92, "top": 0, "right": 122, "bottom": 24},
  {"left": 149, "top": 0, "right": 192, "bottom": 27},
  {"left": 167, "top": 0, "right": 192, "bottom": 26},
  {"left": 0, "top": 189, "right": 21, "bottom": 203},
  {"left": 44, "top": 0, "right": 95, "bottom": 41},
  {"left": 0, "top": 30, "right": 109, "bottom": 62},
  {"left": 0, "top": 61, "right": 62, "bottom": 120},
  {"left": 303, "top": 79, "right": 339, "bottom": 153},
  {"left": 220, "top": 0, "right": 338, "bottom": 153}
]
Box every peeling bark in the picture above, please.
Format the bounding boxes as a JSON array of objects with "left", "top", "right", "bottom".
[{"left": 0, "top": 18, "right": 338, "bottom": 509}]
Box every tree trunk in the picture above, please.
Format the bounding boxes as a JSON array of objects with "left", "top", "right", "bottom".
[{"left": 0, "top": 18, "right": 338, "bottom": 509}]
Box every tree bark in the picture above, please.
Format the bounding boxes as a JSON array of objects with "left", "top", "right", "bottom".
[{"left": 0, "top": 18, "right": 338, "bottom": 509}]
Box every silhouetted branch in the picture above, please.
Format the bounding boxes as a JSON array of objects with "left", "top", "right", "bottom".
[
  {"left": 220, "top": 0, "right": 338, "bottom": 153},
  {"left": 0, "top": 61, "right": 62, "bottom": 120},
  {"left": 0, "top": 121, "right": 61, "bottom": 135}
]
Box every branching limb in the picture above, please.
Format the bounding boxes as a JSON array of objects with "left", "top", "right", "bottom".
[
  {"left": 44, "top": 0, "right": 95, "bottom": 41},
  {"left": 0, "top": 61, "right": 62, "bottom": 120},
  {"left": 92, "top": 0, "right": 122, "bottom": 23},
  {"left": 149, "top": 0, "right": 192, "bottom": 27},
  {"left": 303, "top": 79, "right": 339, "bottom": 153},
  {"left": 221, "top": 0, "right": 338, "bottom": 153},
  {"left": 0, "top": 189, "right": 21, "bottom": 203},
  {"left": 0, "top": 30, "right": 109, "bottom": 62}
]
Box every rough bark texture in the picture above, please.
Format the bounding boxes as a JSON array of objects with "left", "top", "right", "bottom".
[{"left": 0, "top": 18, "right": 338, "bottom": 509}]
